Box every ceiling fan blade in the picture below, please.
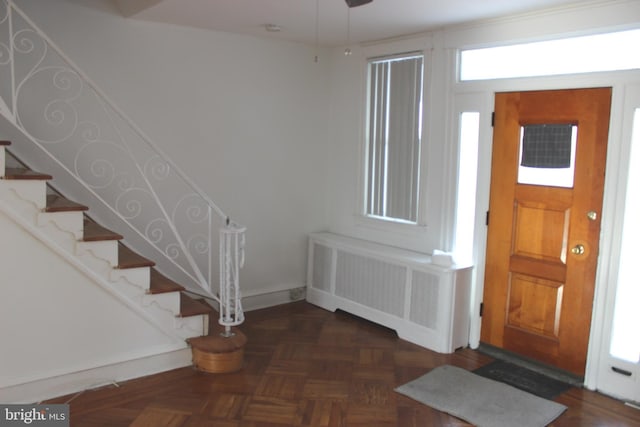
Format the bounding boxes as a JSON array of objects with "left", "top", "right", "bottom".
[{"left": 345, "top": 0, "right": 373, "bottom": 7}]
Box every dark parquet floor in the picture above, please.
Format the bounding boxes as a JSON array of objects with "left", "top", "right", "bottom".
[{"left": 47, "top": 301, "right": 640, "bottom": 426}]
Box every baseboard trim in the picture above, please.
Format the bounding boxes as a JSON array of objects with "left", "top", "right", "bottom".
[
  {"left": 0, "top": 348, "right": 192, "bottom": 404},
  {"left": 187, "top": 285, "right": 307, "bottom": 325},
  {"left": 242, "top": 283, "right": 306, "bottom": 312}
]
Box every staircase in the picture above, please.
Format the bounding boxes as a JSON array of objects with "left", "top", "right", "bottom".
[
  {"left": 0, "top": 139, "right": 249, "bottom": 402},
  {"left": 1, "top": 140, "right": 213, "bottom": 334}
]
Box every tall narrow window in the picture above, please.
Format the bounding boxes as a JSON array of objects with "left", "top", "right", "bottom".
[
  {"left": 610, "top": 108, "right": 640, "bottom": 363},
  {"left": 454, "top": 112, "right": 480, "bottom": 265},
  {"left": 366, "top": 53, "right": 424, "bottom": 223}
]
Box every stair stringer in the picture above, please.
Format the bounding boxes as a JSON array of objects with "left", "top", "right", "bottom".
[
  {"left": 0, "top": 158, "right": 216, "bottom": 403},
  {"left": 0, "top": 181, "right": 209, "bottom": 341},
  {"left": 0, "top": 199, "right": 195, "bottom": 403}
]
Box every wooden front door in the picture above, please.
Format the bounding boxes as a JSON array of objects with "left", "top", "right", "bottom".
[{"left": 481, "top": 88, "right": 611, "bottom": 376}]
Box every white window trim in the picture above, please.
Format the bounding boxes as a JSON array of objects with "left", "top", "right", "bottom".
[{"left": 356, "top": 36, "right": 433, "bottom": 233}]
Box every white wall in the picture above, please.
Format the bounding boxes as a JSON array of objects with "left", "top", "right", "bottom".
[{"left": 15, "top": 0, "right": 331, "bottom": 298}]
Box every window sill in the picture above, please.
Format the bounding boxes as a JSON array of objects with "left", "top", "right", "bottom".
[{"left": 353, "top": 214, "right": 428, "bottom": 237}]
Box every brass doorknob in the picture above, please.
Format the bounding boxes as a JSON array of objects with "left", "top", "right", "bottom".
[{"left": 571, "top": 244, "right": 585, "bottom": 255}]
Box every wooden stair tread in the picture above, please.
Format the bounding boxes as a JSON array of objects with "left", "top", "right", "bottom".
[
  {"left": 83, "top": 218, "right": 124, "bottom": 241},
  {"left": 179, "top": 294, "right": 212, "bottom": 318},
  {"left": 0, "top": 140, "right": 10, "bottom": 146},
  {"left": 148, "top": 269, "right": 185, "bottom": 294},
  {"left": 117, "top": 243, "right": 155, "bottom": 269},
  {"left": 2, "top": 167, "right": 52, "bottom": 180},
  {"left": 188, "top": 327, "right": 247, "bottom": 353},
  {"left": 45, "top": 194, "right": 89, "bottom": 212}
]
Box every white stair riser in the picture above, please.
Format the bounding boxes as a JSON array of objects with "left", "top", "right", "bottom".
[
  {"left": 0, "top": 180, "right": 47, "bottom": 210},
  {"left": 76, "top": 240, "right": 119, "bottom": 267},
  {"left": 107, "top": 278, "right": 203, "bottom": 338},
  {"left": 110, "top": 279, "right": 152, "bottom": 304},
  {"left": 175, "top": 314, "right": 208, "bottom": 339},
  {"left": 38, "top": 211, "right": 84, "bottom": 240},
  {"left": 115, "top": 288, "right": 206, "bottom": 339},
  {"left": 110, "top": 267, "right": 150, "bottom": 291},
  {"left": 142, "top": 292, "right": 181, "bottom": 316},
  {"left": 1, "top": 195, "right": 86, "bottom": 255},
  {"left": 76, "top": 249, "right": 119, "bottom": 281}
]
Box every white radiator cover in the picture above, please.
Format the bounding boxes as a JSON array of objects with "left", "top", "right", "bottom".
[{"left": 307, "top": 232, "right": 472, "bottom": 353}]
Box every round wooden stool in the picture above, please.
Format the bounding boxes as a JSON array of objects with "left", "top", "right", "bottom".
[{"left": 187, "top": 327, "right": 247, "bottom": 374}]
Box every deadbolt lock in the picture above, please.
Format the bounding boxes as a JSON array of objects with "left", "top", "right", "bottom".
[{"left": 587, "top": 211, "right": 598, "bottom": 221}]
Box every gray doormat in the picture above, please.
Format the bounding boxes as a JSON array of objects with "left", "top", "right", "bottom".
[
  {"left": 395, "top": 365, "right": 567, "bottom": 427},
  {"left": 474, "top": 360, "right": 573, "bottom": 399},
  {"left": 476, "top": 343, "right": 584, "bottom": 387}
]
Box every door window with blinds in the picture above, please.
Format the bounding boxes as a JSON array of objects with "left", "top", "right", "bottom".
[{"left": 365, "top": 53, "right": 424, "bottom": 223}]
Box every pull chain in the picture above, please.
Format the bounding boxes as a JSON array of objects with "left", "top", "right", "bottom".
[{"left": 344, "top": 7, "right": 352, "bottom": 56}]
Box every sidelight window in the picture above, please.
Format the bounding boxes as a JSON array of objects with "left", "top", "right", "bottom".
[
  {"left": 454, "top": 112, "right": 480, "bottom": 265},
  {"left": 610, "top": 108, "right": 640, "bottom": 364}
]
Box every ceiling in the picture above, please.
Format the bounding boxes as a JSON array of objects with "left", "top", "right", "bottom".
[{"left": 112, "top": 0, "right": 584, "bottom": 47}]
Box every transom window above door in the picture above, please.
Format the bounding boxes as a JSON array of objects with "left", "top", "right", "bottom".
[{"left": 460, "top": 28, "right": 640, "bottom": 81}]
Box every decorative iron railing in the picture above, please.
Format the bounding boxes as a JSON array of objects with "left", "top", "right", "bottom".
[{"left": 0, "top": 0, "right": 245, "bottom": 330}]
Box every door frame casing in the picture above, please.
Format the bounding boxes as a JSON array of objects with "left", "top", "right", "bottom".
[{"left": 458, "top": 71, "right": 635, "bottom": 390}]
